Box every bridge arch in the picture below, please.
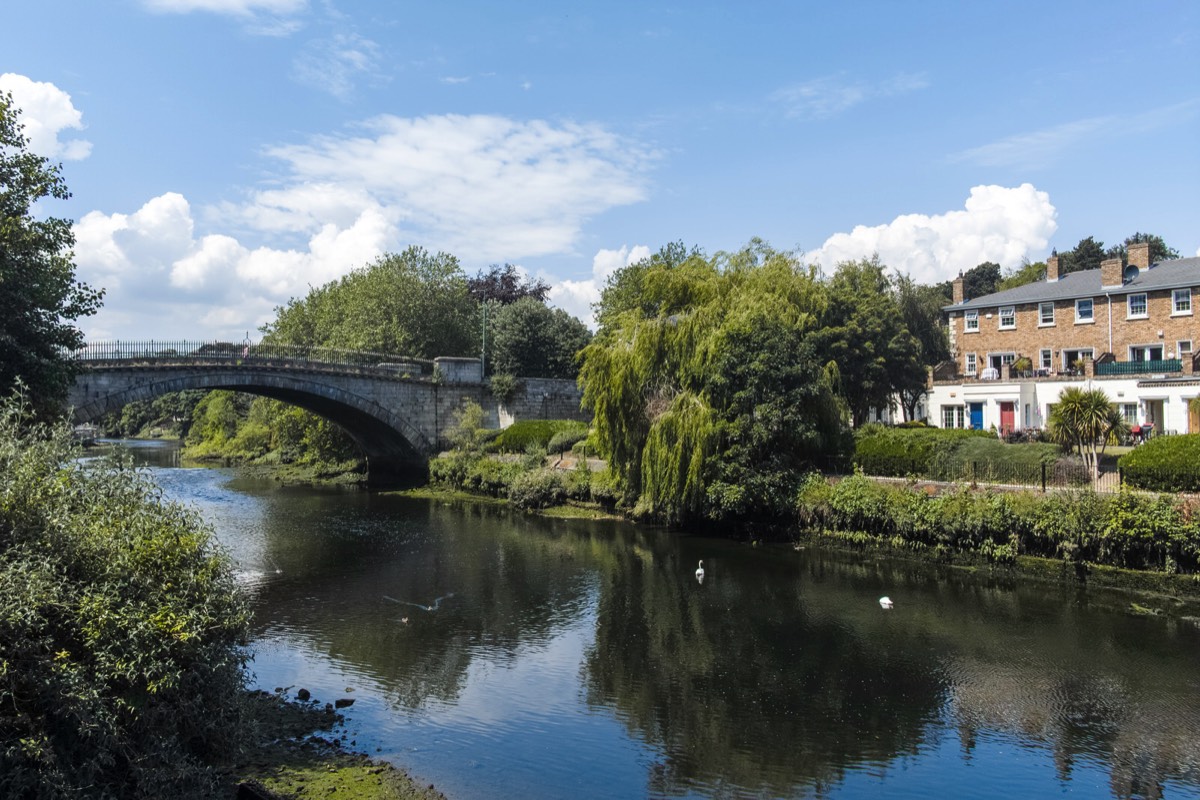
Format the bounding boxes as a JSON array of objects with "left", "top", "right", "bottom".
[{"left": 70, "top": 367, "right": 440, "bottom": 483}]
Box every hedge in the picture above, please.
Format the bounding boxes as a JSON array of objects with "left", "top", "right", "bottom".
[
  {"left": 795, "top": 471, "right": 1200, "bottom": 573},
  {"left": 1118, "top": 434, "right": 1200, "bottom": 493}
]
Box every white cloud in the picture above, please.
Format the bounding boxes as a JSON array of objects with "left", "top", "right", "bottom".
[
  {"left": 772, "top": 71, "right": 929, "bottom": 120},
  {"left": 954, "top": 100, "right": 1200, "bottom": 170},
  {"left": 952, "top": 117, "right": 1111, "bottom": 170},
  {"left": 72, "top": 113, "right": 652, "bottom": 339},
  {"left": 548, "top": 244, "right": 651, "bottom": 329},
  {"left": 243, "top": 113, "right": 653, "bottom": 261},
  {"left": 74, "top": 192, "right": 394, "bottom": 339},
  {"left": 140, "top": 0, "right": 306, "bottom": 16},
  {"left": 0, "top": 73, "right": 91, "bottom": 160},
  {"left": 808, "top": 184, "right": 1058, "bottom": 284},
  {"left": 292, "top": 33, "right": 383, "bottom": 98},
  {"left": 139, "top": 0, "right": 307, "bottom": 35}
]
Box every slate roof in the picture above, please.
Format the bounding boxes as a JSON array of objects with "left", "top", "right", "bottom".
[{"left": 944, "top": 256, "right": 1200, "bottom": 312}]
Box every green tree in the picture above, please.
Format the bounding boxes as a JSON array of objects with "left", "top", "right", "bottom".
[
  {"left": 1056, "top": 236, "right": 1106, "bottom": 276},
  {"left": 1106, "top": 232, "right": 1181, "bottom": 263},
  {"left": 593, "top": 241, "right": 705, "bottom": 330},
  {"left": 814, "top": 258, "right": 925, "bottom": 426},
  {"left": 893, "top": 274, "right": 950, "bottom": 421},
  {"left": 997, "top": 259, "right": 1046, "bottom": 291},
  {"left": 0, "top": 391, "right": 249, "bottom": 798},
  {"left": 0, "top": 94, "right": 103, "bottom": 417},
  {"left": 489, "top": 296, "right": 591, "bottom": 379},
  {"left": 1048, "top": 387, "right": 1123, "bottom": 479},
  {"left": 263, "top": 246, "right": 478, "bottom": 359},
  {"left": 580, "top": 240, "right": 846, "bottom": 523}
]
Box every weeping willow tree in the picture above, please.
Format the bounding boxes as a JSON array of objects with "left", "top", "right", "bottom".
[{"left": 580, "top": 240, "right": 850, "bottom": 524}]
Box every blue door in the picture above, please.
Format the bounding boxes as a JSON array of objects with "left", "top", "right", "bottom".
[{"left": 968, "top": 402, "right": 984, "bottom": 430}]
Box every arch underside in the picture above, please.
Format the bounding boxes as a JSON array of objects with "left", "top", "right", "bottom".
[{"left": 72, "top": 370, "right": 432, "bottom": 476}]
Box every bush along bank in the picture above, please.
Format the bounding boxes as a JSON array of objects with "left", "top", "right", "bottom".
[{"left": 795, "top": 471, "right": 1200, "bottom": 584}]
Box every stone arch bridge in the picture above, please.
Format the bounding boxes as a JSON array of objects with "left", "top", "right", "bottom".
[{"left": 67, "top": 340, "right": 586, "bottom": 483}]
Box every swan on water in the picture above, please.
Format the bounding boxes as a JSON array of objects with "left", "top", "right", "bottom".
[
  {"left": 696, "top": 560, "right": 705, "bottom": 583},
  {"left": 879, "top": 596, "right": 894, "bottom": 609}
]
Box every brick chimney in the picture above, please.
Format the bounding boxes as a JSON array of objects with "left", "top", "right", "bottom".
[
  {"left": 1100, "top": 257, "right": 1123, "bottom": 288},
  {"left": 952, "top": 273, "right": 964, "bottom": 304},
  {"left": 1129, "top": 241, "right": 1152, "bottom": 270},
  {"left": 1046, "top": 254, "right": 1060, "bottom": 282}
]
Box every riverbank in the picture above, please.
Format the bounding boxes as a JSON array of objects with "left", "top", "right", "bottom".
[
  {"left": 225, "top": 691, "right": 446, "bottom": 800},
  {"left": 405, "top": 480, "right": 1200, "bottom": 619}
]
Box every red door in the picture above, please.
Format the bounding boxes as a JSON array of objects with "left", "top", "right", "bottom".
[{"left": 1000, "top": 402, "right": 1015, "bottom": 435}]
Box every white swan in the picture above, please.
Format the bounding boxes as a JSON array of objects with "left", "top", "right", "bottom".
[
  {"left": 879, "top": 596, "right": 894, "bottom": 609},
  {"left": 695, "top": 560, "right": 705, "bottom": 583}
]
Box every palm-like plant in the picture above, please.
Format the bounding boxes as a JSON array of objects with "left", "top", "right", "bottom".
[{"left": 1048, "top": 387, "right": 1123, "bottom": 479}]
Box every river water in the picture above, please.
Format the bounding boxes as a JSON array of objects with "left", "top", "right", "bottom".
[{"left": 116, "top": 440, "right": 1200, "bottom": 799}]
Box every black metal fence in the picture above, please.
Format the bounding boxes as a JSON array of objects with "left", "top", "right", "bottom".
[
  {"left": 71, "top": 340, "right": 436, "bottom": 377},
  {"left": 823, "top": 454, "right": 1123, "bottom": 492}
]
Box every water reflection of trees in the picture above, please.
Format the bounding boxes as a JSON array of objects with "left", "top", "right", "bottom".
[
  {"left": 244, "top": 488, "right": 1200, "bottom": 799},
  {"left": 797, "top": 550, "right": 1200, "bottom": 800},
  {"left": 585, "top": 539, "right": 947, "bottom": 797}
]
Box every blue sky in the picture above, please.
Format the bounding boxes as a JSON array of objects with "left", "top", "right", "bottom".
[{"left": 3, "top": 1, "right": 1197, "bottom": 341}]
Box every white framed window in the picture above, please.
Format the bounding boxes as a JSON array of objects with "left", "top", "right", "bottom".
[
  {"left": 1063, "top": 348, "right": 1093, "bottom": 371},
  {"left": 1038, "top": 302, "right": 1055, "bottom": 326},
  {"left": 941, "top": 406, "right": 965, "bottom": 429},
  {"left": 1121, "top": 404, "right": 1138, "bottom": 424},
  {"left": 965, "top": 352, "right": 978, "bottom": 375},
  {"left": 964, "top": 310, "right": 979, "bottom": 332},
  {"left": 1130, "top": 345, "right": 1164, "bottom": 362},
  {"left": 998, "top": 306, "right": 1016, "bottom": 330},
  {"left": 1040, "top": 348, "right": 1053, "bottom": 370},
  {"left": 1076, "top": 298, "right": 1094, "bottom": 323},
  {"left": 1178, "top": 340, "right": 1192, "bottom": 358},
  {"left": 1127, "top": 293, "right": 1148, "bottom": 318},
  {"left": 1173, "top": 288, "right": 1192, "bottom": 315}
]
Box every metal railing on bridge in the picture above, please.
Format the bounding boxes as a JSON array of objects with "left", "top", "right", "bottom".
[{"left": 72, "top": 340, "right": 437, "bottom": 378}]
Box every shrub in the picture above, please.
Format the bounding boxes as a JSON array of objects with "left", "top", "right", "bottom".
[
  {"left": 491, "top": 419, "right": 585, "bottom": 453},
  {"left": 1118, "top": 434, "right": 1200, "bottom": 492},
  {"left": 507, "top": 468, "right": 567, "bottom": 509},
  {"left": 0, "top": 393, "right": 250, "bottom": 799},
  {"left": 489, "top": 373, "right": 519, "bottom": 405},
  {"left": 547, "top": 423, "right": 589, "bottom": 454}
]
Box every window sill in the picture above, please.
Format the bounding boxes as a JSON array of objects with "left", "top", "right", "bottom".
[
  {"left": 963, "top": 329, "right": 979, "bottom": 334},
  {"left": 1126, "top": 314, "right": 1149, "bottom": 321},
  {"left": 1037, "top": 322, "right": 1055, "bottom": 328},
  {"left": 1171, "top": 311, "right": 1193, "bottom": 318},
  {"left": 1074, "top": 319, "right": 1095, "bottom": 325},
  {"left": 998, "top": 326, "right": 1016, "bottom": 331}
]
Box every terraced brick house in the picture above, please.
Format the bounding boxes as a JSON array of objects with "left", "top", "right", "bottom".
[{"left": 923, "top": 242, "right": 1200, "bottom": 435}]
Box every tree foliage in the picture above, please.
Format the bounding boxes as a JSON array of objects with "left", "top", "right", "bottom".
[
  {"left": 0, "top": 391, "right": 250, "bottom": 798},
  {"left": 997, "top": 259, "right": 1046, "bottom": 292},
  {"left": 814, "top": 257, "right": 925, "bottom": 426},
  {"left": 467, "top": 263, "right": 549, "bottom": 305},
  {"left": 580, "top": 240, "right": 848, "bottom": 523},
  {"left": 1106, "top": 232, "right": 1181, "bottom": 264},
  {"left": 489, "top": 296, "right": 591, "bottom": 379},
  {"left": 1055, "top": 236, "right": 1106, "bottom": 277},
  {"left": 263, "top": 246, "right": 478, "bottom": 359},
  {"left": 0, "top": 94, "right": 103, "bottom": 417},
  {"left": 1048, "top": 387, "right": 1123, "bottom": 479}
]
